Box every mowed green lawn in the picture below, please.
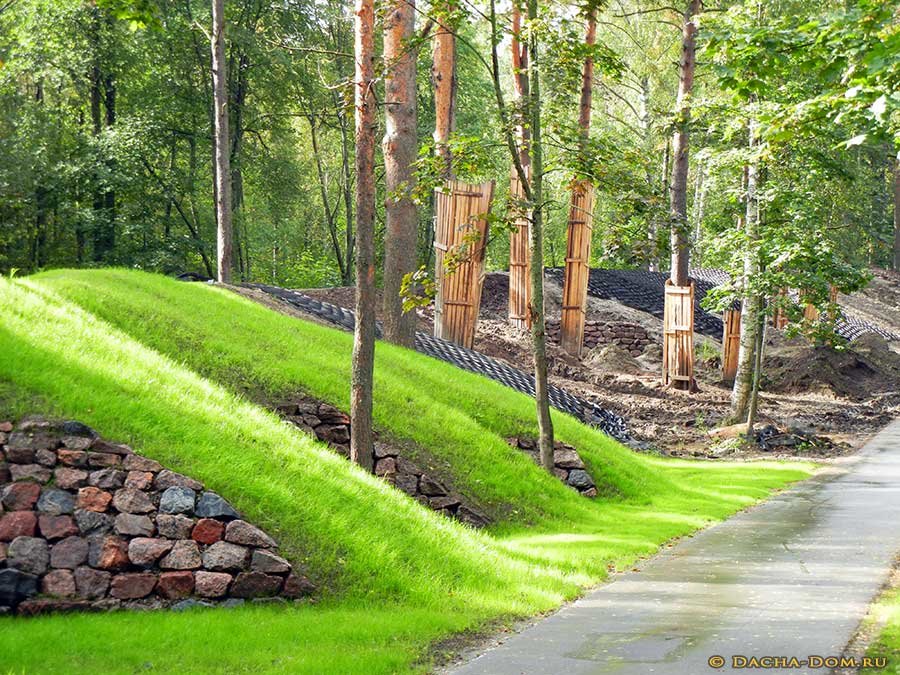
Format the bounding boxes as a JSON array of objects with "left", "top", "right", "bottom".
[{"left": 0, "top": 270, "right": 813, "bottom": 673}]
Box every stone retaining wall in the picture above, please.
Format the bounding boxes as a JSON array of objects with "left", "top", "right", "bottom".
[
  {"left": 276, "top": 396, "right": 490, "bottom": 528},
  {"left": 508, "top": 438, "right": 598, "bottom": 497},
  {"left": 0, "top": 417, "right": 313, "bottom": 616},
  {"left": 546, "top": 320, "right": 655, "bottom": 356}
]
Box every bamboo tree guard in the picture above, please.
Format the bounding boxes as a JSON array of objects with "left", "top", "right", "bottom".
[
  {"left": 508, "top": 167, "right": 531, "bottom": 330},
  {"left": 722, "top": 308, "right": 741, "bottom": 382},
  {"left": 560, "top": 179, "right": 596, "bottom": 356},
  {"left": 433, "top": 179, "right": 496, "bottom": 349},
  {"left": 662, "top": 279, "right": 695, "bottom": 388},
  {"left": 772, "top": 288, "right": 789, "bottom": 329}
]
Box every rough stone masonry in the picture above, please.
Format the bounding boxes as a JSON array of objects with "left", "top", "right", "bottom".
[{"left": 0, "top": 417, "right": 314, "bottom": 616}]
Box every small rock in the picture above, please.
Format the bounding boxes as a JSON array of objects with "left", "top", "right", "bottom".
[
  {"left": 49, "top": 536, "right": 89, "bottom": 569},
  {"left": 250, "top": 549, "right": 290, "bottom": 575},
  {"left": 171, "top": 598, "right": 213, "bottom": 612},
  {"left": 373, "top": 443, "right": 395, "bottom": 459},
  {"left": 0, "top": 461, "right": 8, "bottom": 483},
  {"left": 157, "top": 571, "right": 194, "bottom": 599},
  {"left": 202, "top": 541, "right": 249, "bottom": 572},
  {"left": 159, "top": 487, "right": 196, "bottom": 515},
  {"left": 74, "top": 509, "right": 113, "bottom": 536},
  {"left": 4, "top": 440, "right": 35, "bottom": 464},
  {"left": 553, "top": 448, "right": 586, "bottom": 470},
  {"left": 374, "top": 457, "right": 397, "bottom": 476},
  {"left": 194, "top": 492, "right": 239, "bottom": 519},
  {"left": 154, "top": 470, "right": 202, "bottom": 491},
  {"left": 156, "top": 514, "right": 194, "bottom": 539},
  {"left": 194, "top": 571, "right": 232, "bottom": 598},
  {"left": 191, "top": 518, "right": 224, "bottom": 545},
  {"left": 9, "top": 464, "right": 52, "bottom": 483},
  {"left": 1, "top": 482, "right": 41, "bottom": 511},
  {"left": 115, "top": 513, "right": 154, "bottom": 537},
  {"left": 159, "top": 540, "right": 201, "bottom": 570},
  {"left": 0, "top": 421, "right": 11, "bottom": 433},
  {"left": 38, "top": 515, "right": 79, "bottom": 540},
  {"left": 428, "top": 495, "right": 461, "bottom": 510},
  {"left": 316, "top": 425, "right": 350, "bottom": 445},
  {"left": 230, "top": 572, "right": 282, "bottom": 598},
  {"left": 455, "top": 505, "right": 490, "bottom": 528},
  {"left": 37, "top": 489, "right": 75, "bottom": 516},
  {"left": 88, "top": 535, "right": 129, "bottom": 571},
  {"left": 582, "top": 487, "right": 598, "bottom": 498},
  {"left": 0, "top": 568, "right": 38, "bottom": 606},
  {"left": 35, "top": 448, "right": 57, "bottom": 467},
  {"left": 73, "top": 566, "right": 110, "bottom": 599},
  {"left": 87, "top": 452, "right": 121, "bottom": 468},
  {"left": 395, "top": 457, "right": 423, "bottom": 477},
  {"left": 90, "top": 440, "right": 132, "bottom": 456},
  {"left": 282, "top": 573, "right": 315, "bottom": 598},
  {"left": 390, "top": 473, "right": 419, "bottom": 496},
  {"left": 124, "top": 471, "right": 153, "bottom": 490},
  {"left": 17, "top": 598, "right": 90, "bottom": 615},
  {"left": 42, "top": 569, "right": 76, "bottom": 597},
  {"left": 418, "top": 475, "right": 447, "bottom": 497},
  {"left": 110, "top": 572, "right": 157, "bottom": 600},
  {"left": 111, "top": 488, "right": 153, "bottom": 514},
  {"left": 57, "top": 450, "right": 88, "bottom": 468},
  {"left": 54, "top": 467, "right": 88, "bottom": 490},
  {"left": 566, "top": 469, "right": 594, "bottom": 491},
  {"left": 88, "top": 469, "right": 125, "bottom": 490},
  {"left": 7, "top": 536, "right": 49, "bottom": 575},
  {"left": 76, "top": 487, "right": 112, "bottom": 513},
  {"left": 225, "top": 520, "right": 277, "bottom": 548},
  {"left": 123, "top": 455, "right": 162, "bottom": 473},
  {"left": 61, "top": 421, "right": 96, "bottom": 438},
  {"left": 128, "top": 538, "right": 173, "bottom": 567},
  {"left": 60, "top": 436, "right": 93, "bottom": 452},
  {"left": 220, "top": 598, "right": 245, "bottom": 609},
  {"left": 0, "top": 511, "right": 37, "bottom": 542}
]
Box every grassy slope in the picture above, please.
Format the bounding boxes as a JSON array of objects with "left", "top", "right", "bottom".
[
  {"left": 0, "top": 270, "right": 813, "bottom": 673},
  {"left": 862, "top": 587, "right": 900, "bottom": 674}
]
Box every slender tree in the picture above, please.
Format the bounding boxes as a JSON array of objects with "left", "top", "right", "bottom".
[
  {"left": 431, "top": 0, "right": 456, "bottom": 178},
  {"left": 382, "top": 0, "right": 418, "bottom": 347},
  {"left": 211, "top": 0, "right": 233, "bottom": 283},
  {"left": 350, "top": 0, "right": 377, "bottom": 471},
  {"left": 893, "top": 156, "right": 899, "bottom": 272}
]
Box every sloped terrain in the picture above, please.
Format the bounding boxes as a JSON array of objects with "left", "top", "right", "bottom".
[{"left": 0, "top": 270, "right": 810, "bottom": 673}]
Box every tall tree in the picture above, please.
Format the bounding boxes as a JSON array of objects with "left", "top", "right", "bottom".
[
  {"left": 669, "top": 0, "right": 700, "bottom": 286},
  {"left": 431, "top": 0, "right": 456, "bottom": 178},
  {"left": 211, "top": 0, "right": 233, "bottom": 283},
  {"left": 893, "top": 157, "right": 899, "bottom": 272},
  {"left": 382, "top": 0, "right": 418, "bottom": 348},
  {"left": 350, "top": 0, "right": 377, "bottom": 471}
]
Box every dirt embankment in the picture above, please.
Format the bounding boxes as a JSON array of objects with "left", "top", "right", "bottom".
[{"left": 299, "top": 271, "right": 900, "bottom": 460}]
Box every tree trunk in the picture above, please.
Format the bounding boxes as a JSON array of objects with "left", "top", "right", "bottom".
[
  {"left": 309, "top": 116, "right": 347, "bottom": 281},
  {"left": 230, "top": 52, "right": 249, "bottom": 282},
  {"left": 339, "top": 95, "right": 355, "bottom": 285},
  {"left": 745, "top": 308, "right": 766, "bottom": 435},
  {"left": 431, "top": 0, "right": 456, "bottom": 178},
  {"left": 102, "top": 68, "right": 116, "bottom": 255},
  {"left": 350, "top": 0, "right": 377, "bottom": 471},
  {"left": 669, "top": 0, "right": 700, "bottom": 287},
  {"left": 731, "top": 118, "right": 761, "bottom": 422},
  {"left": 382, "top": 0, "right": 419, "bottom": 348},
  {"left": 211, "top": 0, "right": 233, "bottom": 284},
  {"left": 527, "top": 0, "right": 554, "bottom": 471},
  {"left": 893, "top": 155, "right": 899, "bottom": 272}
]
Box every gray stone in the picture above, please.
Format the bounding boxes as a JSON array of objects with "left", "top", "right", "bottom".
[
  {"left": 230, "top": 571, "right": 282, "bottom": 598},
  {"left": 49, "top": 536, "right": 89, "bottom": 569},
  {"left": 250, "top": 549, "right": 291, "bottom": 574},
  {"left": 122, "top": 454, "right": 162, "bottom": 473},
  {"left": 171, "top": 598, "right": 213, "bottom": 612},
  {"left": 418, "top": 474, "right": 448, "bottom": 497},
  {"left": 128, "top": 538, "right": 173, "bottom": 567},
  {"left": 225, "top": 520, "right": 277, "bottom": 548},
  {"left": 54, "top": 467, "right": 89, "bottom": 490},
  {"left": 74, "top": 509, "right": 113, "bottom": 536},
  {"left": 195, "top": 492, "right": 239, "bottom": 519},
  {"left": 159, "top": 540, "right": 201, "bottom": 570},
  {"left": 115, "top": 513, "right": 154, "bottom": 537},
  {"left": 220, "top": 598, "right": 245, "bottom": 609},
  {"left": 159, "top": 486, "right": 196, "bottom": 515},
  {"left": 156, "top": 514, "right": 194, "bottom": 539},
  {"left": 37, "top": 489, "right": 75, "bottom": 516},
  {"left": 112, "top": 488, "right": 154, "bottom": 514},
  {"left": 194, "top": 571, "right": 232, "bottom": 598},
  {"left": 88, "top": 469, "right": 126, "bottom": 490},
  {"left": 553, "top": 448, "right": 586, "bottom": 470},
  {"left": 0, "top": 568, "right": 38, "bottom": 606},
  {"left": 9, "top": 464, "right": 52, "bottom": 483},
  {"left": 35, "top": 448, "right": 57, "bottom": 467},
  {"left": 154, "top": 470, "right": 202, "bottom": 491},
  {"left": 566, "top": 469, "right": 594, "bottom": 491},
  {"left": 201, "top": 541, "right": 249, "bottom": 572},
  {"left": 7, "top": 536, "right": 49, "bottom": 575},
  {"left": 73, "top": 566, "right": 110, "bottom": 599}
]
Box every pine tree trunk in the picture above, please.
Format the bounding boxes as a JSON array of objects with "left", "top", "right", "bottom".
[
  {"left": 382, "top": 0, "right": 418, "bottom": 348},
  {"left": 893, "top": 156, "right": 899, "bottom": 272},
  {"left": 669, "top": 0, "right": 700, "bottom": 287},
  {"left": 731, "top": 118, "right": 761, "bottom": 423},
  {"left": 527, "top": 0, "right": 554, "bottom": 471},
  {"left": 211, "top": 0, "right": 233, "bottom": 284},
  {"left": 350, "top": 0, "right": 377, "bottom": 471},
  {"left": 431, "top": 1, "right": 456, "bottom": 179}
]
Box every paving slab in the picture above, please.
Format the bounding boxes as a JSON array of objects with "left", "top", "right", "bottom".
[{"left": 449, "top": 420, "right": 900, "bottom": 674}]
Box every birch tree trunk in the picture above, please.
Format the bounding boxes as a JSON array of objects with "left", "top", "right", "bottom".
[
  {"left": 527, "top": 0, "right": 555, "bottom": 471},
  {"left": 382, "top": 0, "right": 418, "bottom": 348},
  {"left": 731, "top": 117, "right": 761, "bottom": 423},
  {"left": 669, "top": 0, "right": 700, "bottom": 287},
  {"left": 350, "top": 0, "right": 377, "bottom": 471},
  {"left": 211, "top": 0, "right": 233, "bottom": 284},
  {"left": 431, "top": 1, "right": 456, "bottom": 178}
]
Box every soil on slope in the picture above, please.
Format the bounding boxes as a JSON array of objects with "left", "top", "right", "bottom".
[{"left": 297, "top": 271, "right": 900, "bottom": 460}]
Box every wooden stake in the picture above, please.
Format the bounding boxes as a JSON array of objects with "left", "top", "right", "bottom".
[
  {"left": 560, "top": 179, "right": 595, "bottom": 356},
  {"left": 722, "top": 308, "right": 741, "bottom": 383}
]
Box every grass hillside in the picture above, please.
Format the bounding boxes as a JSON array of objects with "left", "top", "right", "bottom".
[{"left": 0, "top": 270, "right": 813, "bottom": 673}]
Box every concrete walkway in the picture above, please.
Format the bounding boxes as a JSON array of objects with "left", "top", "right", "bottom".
[{"left": 450, "top": 420, "right": 900, "bottom": 674}]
